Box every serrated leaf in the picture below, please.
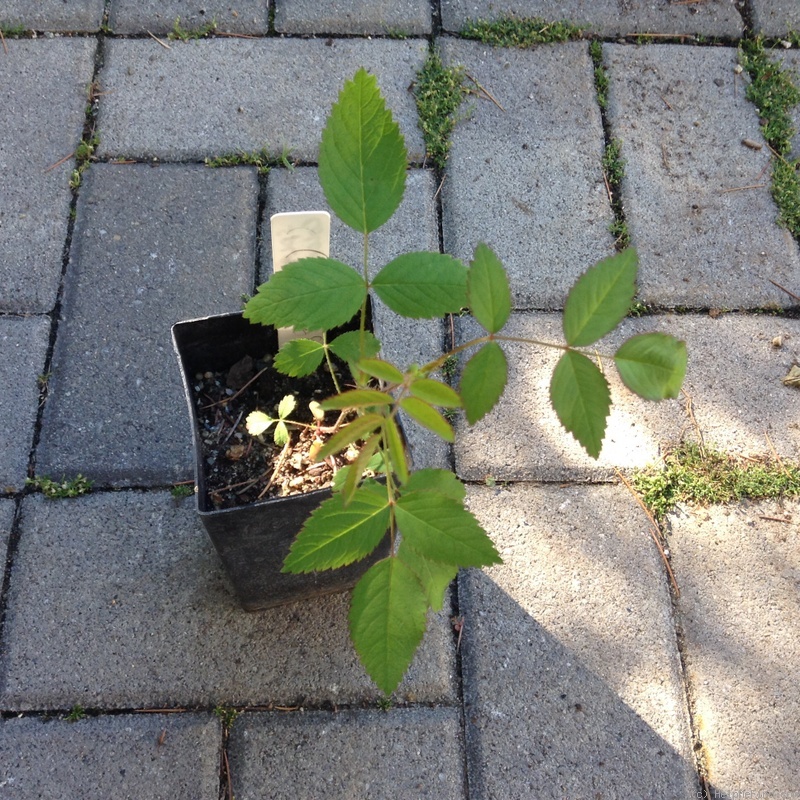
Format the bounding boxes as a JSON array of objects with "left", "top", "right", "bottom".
[
  {"left": 320, "top": 389, "right": 395, "bottom": 411},
  {"left": 460, "top": 342, "right": 508, "bottom": 425},
  {"left": 394, "top": 491, "right": 501, "bottom": 568},
  {"left": 358, "top": 358, "right": 404, "bottom": 385},
  {"left": 329, "top": 330, "right": 381, "bottom": 364},
  {"left": 282, "top": 482, "right": 390, "bottom": 573},
  {"left": 382, "top": 416, "right": 408, "bottom": 484},
  {"left": 408, "top": 378, "right": 462, "bottom": 408},
  {"left": 341, "top": 433, "right": 381, "bottom": 507},
  {"left": 278, "top": 395, "right": 296, "bottom": 419},
  {"left": 563, "top": 248, "right": 638, "bottom": 347},
  {"left": 399, "top": 397, "right": 454, "bottom": 442},
  {"left": 468, "top": 242, "right": 511, "bottom": 334},
  {"left": 274, "top": 339, "right": 326, "bottom": 377},
  {"left": 349, "top": 557, "right": 429, "bottom": 695},
  {"left": 372, "top": 253, "right": 468, "bottom": 318},
  {"left": 318, "top": 68, "right": 407, "bottom": 234},
  {"left": 402, "top": 468, "right": 465, "bottom": 501},
  {"left": 317, "top": 413, "right": 384, "bottom": 461},
  {"left": 397, "top": 541, "right": 458, "bottom": 611},
  {"left": 245, "top": 410, "right": 274, "bottom": 436},
  {"left": 549, "top": 350, "right": 611, "bottom": 459},
  {"left": 274, "top": 420, "right": 290, "bottom": 446},
  {"left": 614, "top": 333, "right": 687, "bottom": 400},
  {"left": 243, "top": 257, "right": 366, "bottom": 331}
]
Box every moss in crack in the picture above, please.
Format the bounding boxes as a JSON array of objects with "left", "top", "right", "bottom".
[
  {"left": 631, "top": 442, "right": 800, "bottom": 522},
  {"left": 413, "top": 50, "right": 467, "bottom": 170},
  {"left": 740, "top": 37, "right": 800, "bottom": 238},
  {"left": 460, "top": 15, "right": 583, "bottom": 47},
  {"left": 169, "top": 16, "right": 217, "bottom": 40},
  {"left": 589, "top": 40, "right": 609, "bottom": 110},
  {"left": 204, "top": 148, "right": 295, "bottom": 175},
  {"left": 601, "top": 138, "right": 630, "bottom": 248}
]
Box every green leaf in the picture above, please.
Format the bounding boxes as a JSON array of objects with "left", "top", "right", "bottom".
[
  {"left": 243, "top": 257, "right": 366, "bottom": 331},
  {"left": 317, "top": 413, "right": 384, "bottom": 461},
  {"left": 320, "top": 389, "right": 395, "bottom": 410},
  {"left": 563, "top": 248, "right": 638, "bottom": 347},
  {"left": 397, "top": 542, "right": 458, "bottom": 611},
  {"left": 274, "top": 420, "right": 290, "bottom": 446},
  {"left": 372, "top": 253, "right": 468, "bottom": 318},
  {"left": 349, "top": 557, "right": 429, "bottom": 695},
  {"left": 382, "top": 416, "right": 409, "bottom": 484},
  {"left": 358, "top": 358, "right": 404, "bottom": 385},
  {"left": 399, "top": 397, "right": 454, "bottom": 442},
  {"left": 341, "top": 433, "right": 382, "bottom": 507},
  {"left": 318, "top": 67, "right": 407, "bottom": 234},
  {"left": 282, "top": 482, "right": 390, "bottom": 573},
  {"left": 274, "top": 339, "right": 326, "bottom": 377},
  {"left": 403, "top": 468, "right": 466, "bottom": 501},
  {"left": 614, "top": 333, "right": 688, "bottom": 401},
  {"left": 549, "top": 350, "right": 611, "bottom": 459},
  {"left": 460, "top": 342, "right": 508, "bottom": 424},
  {"left": 468, "top": 242, "right": 511, "bottom": 334},
  {"left": 394, "top": 491, "right": 501, "bottom": 568},
  {"left": 278, "top": 395, "right": 296, "bottom": 419},
  {"left": 408, "top": 378, "right": 462, "bottom": 408},
  {"left": 329, "top": 330, "right": 381, "bottom": 364}
]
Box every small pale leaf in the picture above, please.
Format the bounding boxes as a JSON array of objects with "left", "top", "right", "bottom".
[
  {"left": 245, "top": 410, "right": 274, "bottom": 437},
  {"left": 278, "top": 395, "right": 296, "bottom": 419},
  {"left": 549, "top": 350, "right": 611, "bottom": 459},
  {"left": 274, "top": 420, "right": 290, "bottom": 446}
]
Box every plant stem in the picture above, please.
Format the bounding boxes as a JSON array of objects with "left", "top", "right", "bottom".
[{"left": 322, "top": 331, "right": 343, "bottom": 395}]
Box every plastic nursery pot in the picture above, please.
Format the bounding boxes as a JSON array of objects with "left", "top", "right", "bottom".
[{"left": 172, "top": 311, "right": 390, "bottom": 611}]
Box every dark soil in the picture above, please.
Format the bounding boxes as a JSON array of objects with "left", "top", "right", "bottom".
[{"left": 191, "top": 353, "right": 357, "bottom": 509}]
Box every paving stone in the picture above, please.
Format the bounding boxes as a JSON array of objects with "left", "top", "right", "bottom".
[
  {"left": 96, "top": 38, "right": 427, "bottom": 162},
  {"left": 0, "top": 491, "right": 455, "bottom": 710},
  {"left": 275, "top": 0, "right": 432, "bottom": 34},
  {"left": 0, "top": 38, "right": 97, "bottom": 314},
  {"left": 751, "top": 0, "right": 800, "bottom": 36},
  {"left": 454, "top": 313, "right": 800, "bottom": 482},
  {"left": 34, "top": 163, "right": 257, "bottom": 486},
  {"left": 229, "top": 707, "right": 464, "bottom": 799},
  {"left": 108, "top": 1, "right": 269, "bottom": 34},
  {"left": 0, "top": 713, "right": 221, "bottom": 799},
  {"left": 439, "top": 0, "right": 742, "bottom": 37},
  {"left": 0, "top": 1, "right": 104, "bottom": 31},
  {"left": 669, "top": 500, "right": 800, "bottom": 799},
  {"left": 440, "top": 39, "right": 616, "bottom": 310},
  {"left": 0, "top": 501, "right": 14, "bottom": 568},
  {"left": 460, "top": 483, "right": 697, "bottom": 799},
  {"left": 778, "top": 50, "right": 800, "bottom": 162},
  {"left": 262, "top": 166, "right": 448, "bottom": 470},
  {"left": 0, "top": 316, "right": 50, "bottom": 492},
  {"left": 604, "top": 43, "right": 800, "bottom": 309}
]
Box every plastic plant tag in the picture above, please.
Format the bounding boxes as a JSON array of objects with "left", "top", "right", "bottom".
[{"left": 271, "top": 211, "right": 331, "bottom": 347}]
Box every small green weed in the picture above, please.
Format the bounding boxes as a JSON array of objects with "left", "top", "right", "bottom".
[
  {"left": 68, "top": 133, "right": 100, "bottom": 190},
  {"left": 589, "top": 40, "right": 609, "bottom": 109},
  {"left": 460, "top": 15, "right": 583, "bottom": 47},
  {"left": 441, "top": 354, "right": 459, "bottom": 379},
  {"left": 169, "top": 16, "right": 217, "bottom": 41},
  {"left": 413, "top": 50, "right": 467, "bottom": 169},
  {"left": 214, "top": 705, "right": 239, "bottom": 731},
  {"left": 376, "top": 697, "right": 392, "bottom": 711},
  {"left": 66, "top": 704, "right": 86, "bottom": 722},
  {"left": 171, "top": 483, "right": 194, "bottom": 499},
  {"left": 26, "top": 474, "right": 93, "bottom": 499},
  {"left": 1, "top": 24, "right": 27, "bottom": 37},
  {"left": 204, "top": 148, "right": 275, "bottom": 175},
  {"left": 601, "top": 139, "right": 630, "bottom": 247},
  {"left": 601, "top": 138, "right": 625, "bottom": 185},
  {"left": 628, "top": 300, "right": 650, "bottom": 317},
  {"left": 631, "top": 442, "right": 800, "bottom": 522}
]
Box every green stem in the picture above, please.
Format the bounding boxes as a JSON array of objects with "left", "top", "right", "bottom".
[{"left": 322, "top": 331, "right": 343, "bottom": 395}]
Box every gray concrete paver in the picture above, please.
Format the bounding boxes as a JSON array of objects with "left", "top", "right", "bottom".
[
  {"left": 0, "top": 501, "right": 13, "bottom": 569},
  {"left": 669, "top": 500, "right": 800, "bottom": 799},
  {"left": 439, "top": 0, "right": 742, "bottom": 37},
  {"left": 34, "top": 163, "right": 257, "bottom": 487},
  {"left": 108, "top": 2, "right": 269, "bottom": 34},
  {"left": 0, "top": 712, "right": 221, "bottom": 799},
  {"left": 604, "top": 43, "right": 800, "bottom": 309},
  {"left": 229, "top": 708, "right": 465, "bottom": 799},
  {"left": 0, "top": 316, "right": 50, "bottom": 492},
  {"left": 454, "top": 313, "right": 800, "bottom": 482},
  {"left": 262, "top": 166, "right": 448, "bottom": 470},
  {"left": 0, "top": 2, "right": 104, "bottom": 31},
  {"left": 460, "top": 483, "right": 696, "bottom": 799},
  {"left": 0, "top": 492, "right": 455, "bottom": 710},
  {"left": 751, "top": 0, "right": 800, "bottom": 35},
  {"left": 0, "top": 38, "right": 97, "bottom": 314},
  {"left": 440, "top": 39, "right": 615, "bottom": 310},
  {"left": 96, "top": 38, "right": 427, "bottom": 162},
  {"left": 779, "top": 50, "right": 800, "bottom": 162},
  {"left": 275, "top": 0, "right": 432, "bottom": 34}
]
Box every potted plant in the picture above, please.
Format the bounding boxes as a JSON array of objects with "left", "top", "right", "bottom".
[{"left": 174, "top": 68, "right": 687, "bottom": 695}]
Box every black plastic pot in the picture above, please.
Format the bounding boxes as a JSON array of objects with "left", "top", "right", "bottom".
[{"left": 172, "top": 311, "right": 390, "bottom": 611}]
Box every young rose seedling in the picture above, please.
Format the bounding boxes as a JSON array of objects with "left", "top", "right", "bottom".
[{"left": 244, "top": 68, "right": 688, "bottom": 695}]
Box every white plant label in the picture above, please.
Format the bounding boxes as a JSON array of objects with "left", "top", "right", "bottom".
[{"left": 271, "top": 211, "right": 330, "bottom": 347}]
